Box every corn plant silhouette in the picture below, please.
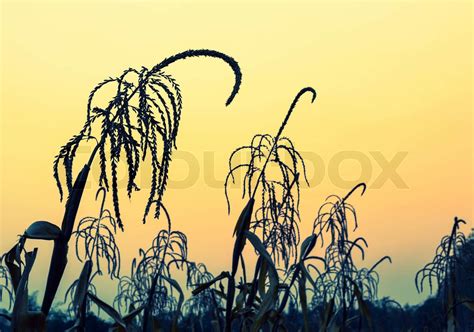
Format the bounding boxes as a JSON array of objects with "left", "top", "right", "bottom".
[
  {"left": 114, "top": 204, "right": 187, "bottom": 332},
  {"left": 11, "top": 49, "right": 242, "bottom": 319},
  {"left": 182, "top": 262, "right": 222, "bottom": 331},
  {"left": 54, "top": 49, "right": 241, "bottom": 227},
  {"left": 73, "top": 187, "right": 121, "bottom": 279},
  {"left": 11, "top": 248, "right": 43, "bottom": 332},
  {"left": 3, "top": 48, "right": 471, "bottom": 331},
  {"left": 191, "top": 232, "right": 279, "bottom": 332},
  {"left": 415, "top": 216, "right": 471, "bottom": 331},
  {"left": 193, "top": 88, "right": 316, "bottom": 332},
  {"left": 0, "top": 243, "right": 25, "bottom": 325},
  {"left": 276, "top": 233, "right": 325, "bottom": 332},
  {"left": 225, "top": 87, "right": 316, "bottom": 272},
  {"left": 63, "top": 187, "right": 121, "bottom": 330},
  {"left": 312, "top": 183, "right": 391, "bottom": 331},
  {"left": 0, "top": 238, "right": 44, "bottom": 331}
]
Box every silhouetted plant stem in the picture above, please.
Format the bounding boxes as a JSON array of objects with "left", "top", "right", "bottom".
[
  {"left": 250, "top": 87, "right": 316, "bottom": 200},
  {"left": 225, "top": 275, "right": 236, "bottom": 332},
  {"left": 89, "top": 188, "right": 107, "bottom": 265},
  {"left": 142, "top": 204, "right": 172, "bottom": 332},
  {"left": 42, "top": 164, "right": 90, "bottom": 315},
  {"left": 214, "top": 88, "right": 317, "bottom": 331},
  {"left": 245, "top": 257, "right": 263, "bottom": 308},
  {"left": 415, "top": 217, "right": 467, "bottom": 330},
  {"left": 228, "top": 88, "right": 316, "bottom": 296},
  {"left": 445, "top": 217, "right": 461, "bottom": 331},
  {"left": 42, "top": 49, "right": 242, "bottom": 317}
]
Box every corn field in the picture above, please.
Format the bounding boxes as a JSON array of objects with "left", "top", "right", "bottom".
[{"left": 0, "top": 50, "right": 473, "bottom": 332}]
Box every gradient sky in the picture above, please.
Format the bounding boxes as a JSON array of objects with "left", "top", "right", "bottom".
[{"left": 1, "top": 0, "right": 472, "bottom": 308}]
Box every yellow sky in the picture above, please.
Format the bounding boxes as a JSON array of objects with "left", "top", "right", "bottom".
[{"left": 0, "top": 0, "right": 472, "bottom": 306}]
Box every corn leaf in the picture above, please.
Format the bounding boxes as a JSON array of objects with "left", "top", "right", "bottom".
[
  {"left": 192, "top": 271, "right": 229, "bottom": 296},
  {"left": 4, "top": 243, "right": 22, "bottom": 293},
  {"left": 87, "top": 292, "right": 126, "bottom": 329},
  {"left": 11, "top": 248, "right": 46, "bottom": 331},
  {"left": 244, "top": 231, "right": 278, "bottom": 332},
  {"left": 42, "top": 164, "right": 90, "bottom": 316},
  {"left": 353, "top": 283, "right": 374, "bottom": 332},
  {"left": 233, "top": 198, "right": 255, "bottom": 237},
  {"left": 162, "top": 275, "right": 184, "bottom": 332},
  {"left": 23, "top": 221, "right": 62, "bottom": 241},
  {"left": 300, "top": 234, "right": 317, "bottom": 261},
  {"left": 72, "top": 260, "right": 93, "bottom": 312},
  {"left": 231, "top": 198, "right": 255, "bottom": 276},
  {"left": 298, "top": 272, "right": 309, "bottom": 332}
]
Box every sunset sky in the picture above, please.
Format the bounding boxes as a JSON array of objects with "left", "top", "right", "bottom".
[{"left": 0, "top": 0, "right": 472, "bottom": 308}]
